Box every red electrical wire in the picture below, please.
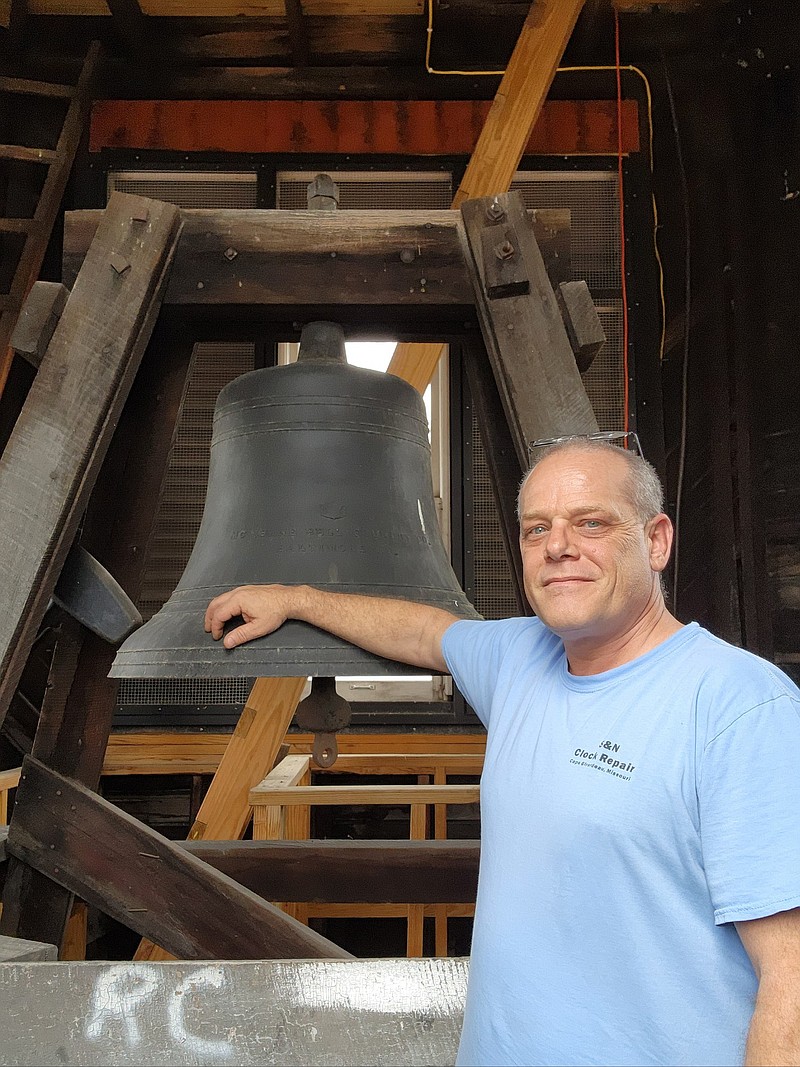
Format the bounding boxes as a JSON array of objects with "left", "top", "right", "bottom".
[{"left": 614, "top": 9, "right": 630, "bottom": 434}]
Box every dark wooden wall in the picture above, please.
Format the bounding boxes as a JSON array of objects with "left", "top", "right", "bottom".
[{"left": 652, "top": 30, "right": 800, "bottom": 675}]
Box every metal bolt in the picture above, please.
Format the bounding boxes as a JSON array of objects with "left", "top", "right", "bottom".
[
  {"left": 486, "top": 197, "right": 505, "bottom": 222},
  {"left": 495, "top": 241, "right": 515, "bottom": 261},
  {"left": 110, "top": 253, "right": 131, "bottom": 276},
  {"left": 223, "top": 247, "right": 238, "bottom": 261},
  {"left": 399, "top": 248, "right": 415, "bottom": 264},
  {"left": 420, "top": 278, "right": 427, "bottom": 286}
]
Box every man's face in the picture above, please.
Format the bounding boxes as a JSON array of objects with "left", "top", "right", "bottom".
[{"left": 518, "top": 448, "right": 669, "bottom": 643}]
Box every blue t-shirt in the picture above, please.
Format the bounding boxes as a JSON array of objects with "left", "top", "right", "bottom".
[{"left": 442, "top": 618, "right": 800, "bottom": 1067}]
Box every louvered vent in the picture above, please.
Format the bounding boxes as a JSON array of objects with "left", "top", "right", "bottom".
[
  {"left": 276, "top": 171, "right": 453, "bottom": 210},
  {"left": 107, "top": 171, "right": 258, "bottom": 209}
]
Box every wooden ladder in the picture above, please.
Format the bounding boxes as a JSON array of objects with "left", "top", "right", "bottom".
[{"left": 0, "top": 41, "right": 101, "bottom": 395}]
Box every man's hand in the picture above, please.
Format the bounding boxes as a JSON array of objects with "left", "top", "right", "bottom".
[
  {"left": 205, "top": 584, "right": 298, "bottom": 648},
  {"left": 204, "top": 583, "right": 457, "bottom": 672}
]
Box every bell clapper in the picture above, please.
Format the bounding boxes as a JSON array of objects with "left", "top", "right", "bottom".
[{"left": 295, "top": 676, "right": 352, "bottom": 770}]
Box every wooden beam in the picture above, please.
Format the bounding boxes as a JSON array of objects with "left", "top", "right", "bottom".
[
  {"left": 88, "top": 98, "right": 639, "bottom": 155},
  {"left": 105, "top": 0, "right": 149, "bottom": 59},
  {"left": 453, "top": 0, "right": 586, "bottom": 207},
  {"left": 101, "top": 731, "right": 487, "bottom": 775},
  {"left": 251, "top": 784, "right": 480, "bottom": 807},
  {"left": 180, "top": 839, "right": 480, "bottom": 904},
  {"left": 461, "top": 191, "right": 597, "bottom": 463},
  {"left": 63, "top": 207, "right": 571, "bottom": 315},
  {"left": 0, "top": 193, "right": 181, "bottom": 733},
  {"left": 96, "top": 63, "right": 498, "bottom": 99},
  {"left": 387, "top": 0, "right": 585, "bottom": 392},
  {"left": 284, "top": 0, "right": 309, "bottom": 66},
  {"left": 7, "top": 756, "right": 352, "bottom": 961},
  {"left": 10, "top": 281, "right": 68, "bottom": 369},
  {"left": 28, "top": 1, "right": 430, "bottom": 14},
  {"left": 1, "top": 325, "right": 198, "bottom": 951},
  {"left": 0, "top": 40, "right": 101, "bottom": 403}
]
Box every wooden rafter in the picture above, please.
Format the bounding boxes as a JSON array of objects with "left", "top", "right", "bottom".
[
  {"left": 24, "top": 0, "right": 724, "bottom": 13},
  {"left": 388, "top": 0, "right": 586, "bottom": 392}
]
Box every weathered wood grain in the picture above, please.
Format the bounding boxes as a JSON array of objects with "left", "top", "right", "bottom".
[
  {"left": 10, "top": 281, "right": 69, "bottom": 369},
  {"left": 63, "top": 207, "right": 571, "bottom": 311},
  {"left": 181, "top": 839, "right": 480, "bottom": 903},
  {"left": 460, "top": 191, "right": 598, "bottom": 465},
  {"left": 0, "top": 192, "right": 181, "bottom": 733},
  {"left": 453, "top": 0, "right": 586, "bottom": 207},
  {"left": 0, "top": 325, "right": 197, "bottom": 951},
  {"left": 8, "top": 757, "right": 353, "bottom": 961},
  {"left": 556, "top": 279, "right": 606, "bottom": 373}
]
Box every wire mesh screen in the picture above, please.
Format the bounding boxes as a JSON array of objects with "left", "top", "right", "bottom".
[
  {"left": 276, "top": 171, "right": 453, "bottom": 210},
  {"left": 471, "top": 172, "right": 623, "bottom": 620},
  {"left": 107, "top": 171, "right": 258, "bottom": 209}
]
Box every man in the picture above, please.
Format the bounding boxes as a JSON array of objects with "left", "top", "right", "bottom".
[{"left": 205, "top": 439, "right": 800, "bottom": 1066}]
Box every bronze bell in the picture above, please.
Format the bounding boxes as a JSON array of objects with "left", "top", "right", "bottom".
[{"left": 110, "top": 322, "right": 480, "bottom": 684}]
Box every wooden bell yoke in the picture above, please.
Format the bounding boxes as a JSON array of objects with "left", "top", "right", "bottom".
[{"left": 0, "top": 186, "right": 600, "bottom": 959}]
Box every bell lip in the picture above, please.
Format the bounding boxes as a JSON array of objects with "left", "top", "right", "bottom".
[{"left": 108, "top": 607, "right": 482, "bottom": 680}]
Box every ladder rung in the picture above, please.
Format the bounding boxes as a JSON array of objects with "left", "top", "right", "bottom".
[
  {"left": 0, "top": 76, "right": 75, "bottom": 100},
  {"left": 0, "top": 145, "right": 57, "bottom": 165},
  {"left": 0, "top": 218, "right": 36, "bottom": 234}
]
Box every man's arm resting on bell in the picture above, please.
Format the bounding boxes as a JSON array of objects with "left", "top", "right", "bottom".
[
  {"left": 737, "top": 908, "right": 800, "bottom": 1065},
  {"left": 205, "top": 584, "right": 456, "bottom": 672}
]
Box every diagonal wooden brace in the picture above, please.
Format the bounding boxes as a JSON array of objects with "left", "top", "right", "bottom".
[{"left": 8, "top": 757, "right": 352, "bottom": 962}]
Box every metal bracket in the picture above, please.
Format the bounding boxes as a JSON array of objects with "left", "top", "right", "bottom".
[{"left": 480, "top": 223, "right": 530, "bottom": 300}]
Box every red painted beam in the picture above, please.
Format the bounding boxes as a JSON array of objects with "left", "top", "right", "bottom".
[{"left": 89, "top": 99, "right": 640, "bottom": 156}]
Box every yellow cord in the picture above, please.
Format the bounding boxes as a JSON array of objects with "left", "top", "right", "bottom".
[{"left": 424, "top": 0, "right": 667, "bottom": 362}]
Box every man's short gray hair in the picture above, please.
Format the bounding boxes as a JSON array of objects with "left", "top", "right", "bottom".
[{"left": 517, "top": 438, "right": 665, "bottom": 523}]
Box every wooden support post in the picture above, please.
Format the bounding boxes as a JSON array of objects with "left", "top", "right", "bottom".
[
  {"left": 407, "top": 798, "right": 427, "bottom": 957},
  {"left": 433, "top": 765, "right": 449, "bottom": 958},
  {"left": 0, "top": 192, "right": 181, "bottom": 732},
  {"left": 460, "top": 190, "right": 598, "bottom": 465},
  {"left": 387, "top": 0, "right": 585, "bottom": 391},
  {"left": 60, "top": 901, "right": 87, "bottom": 962},
  {"left": 8, "top": 757, "right": 351, "bottom": 962}
]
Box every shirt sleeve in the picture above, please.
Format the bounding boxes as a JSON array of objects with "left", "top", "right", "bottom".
[
  {"left": 699, "top": 693, "right": 800, "bottom": 924},
  {"left": 442, "top": 618, "right": 527, "bottom": 728}
]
